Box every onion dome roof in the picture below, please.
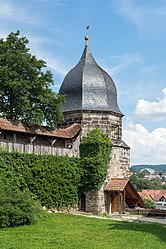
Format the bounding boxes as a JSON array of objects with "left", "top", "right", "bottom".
[{"left": 59, "top": 42, "right": 122, "bottom": 115}]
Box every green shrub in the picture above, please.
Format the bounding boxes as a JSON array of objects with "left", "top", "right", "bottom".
[
  {"left": 143, "top": 198, "right": 155, "bottom": 209},
  {"left": 0, "top": 179, "right": 41, "bottom": 228}
]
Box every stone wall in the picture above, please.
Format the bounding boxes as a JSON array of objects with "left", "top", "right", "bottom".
[
  {"left": 81, "top": 111, "right": 122, "bottom": 140},
  {"left": 57, "top": 110, "right": 82, "bottom": 128},
  {"left": 61, "top": 110, "right": 123, "bottom": 141},
  {"left": 60, "top": 109, "right": 131, "bottom": 214},
  {"left": 108, "top": 145, "right": 130, "bottom": 178},
  {"left": 61, "top": 109, "right": 130, "bottom": 178},
  {"left": 85, "top": 188, "right": 106, "bottom": 214}
]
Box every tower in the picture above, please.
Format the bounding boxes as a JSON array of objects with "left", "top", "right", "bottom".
[{"left": 59, "top": 35, "right": 130, "bottom": 213}]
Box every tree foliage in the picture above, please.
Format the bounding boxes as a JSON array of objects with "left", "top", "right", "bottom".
[
  {"left": 0, "top": 31, "right": 64, "bottom": 128},
  {"left": 0, "top": 178, "right": 41, "bottom": 228},
  {"left": 130, "top": 171, "right": 166, "bottom": 191},
  {"left": 143, "top": 198, "right": 155, "bottom": 209},
  {"left": 80, "top": 129, "right": 112, "bottom": 193}
]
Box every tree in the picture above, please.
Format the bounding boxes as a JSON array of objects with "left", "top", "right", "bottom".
[
  {"left": 130, "top": 171, "right": 165, "bottom": 191},
  {"left": 143, "top": 198, "right": 155, "bottom": 209},
  {"left": 0, "top": 177, "right": 42, "bottom": 228},
  {"left": 0, "top": 31, "right": 64, "bottom": 128}
]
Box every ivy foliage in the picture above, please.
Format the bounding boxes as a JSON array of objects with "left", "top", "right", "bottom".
[
  {"left": 80, "top": 129, "right": 112, "bottom": 193},
  {"left": 0, "top": 129, "right": 112, "bottom": 214},
  {"left": 0, "top": 151, "right": 80, "bottom": 209}
]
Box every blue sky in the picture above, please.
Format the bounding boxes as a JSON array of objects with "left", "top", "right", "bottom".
[{"left": 1, "top": 0, "right": 166, "bottom": 165}]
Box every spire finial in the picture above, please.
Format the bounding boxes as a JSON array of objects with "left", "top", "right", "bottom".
[{"left": 85, "top": 25, "right": 89, "bottom": 45}]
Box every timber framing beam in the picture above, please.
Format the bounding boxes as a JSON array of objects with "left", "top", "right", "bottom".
[
  {"left": 26, "top": 134, "right": 37, "bottom": 144},
  {"left": 13, "top": 133, "right": 17, "bottom": 142},
  {"left": 46, "top": 137, "right": 57, "bottom": 146}
]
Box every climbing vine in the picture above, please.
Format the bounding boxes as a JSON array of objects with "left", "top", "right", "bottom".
[{"left": 79, "top": 129, "right": 112, "bottom": 193}]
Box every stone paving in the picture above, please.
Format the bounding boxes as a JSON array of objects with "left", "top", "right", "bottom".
[
  {"left": 74, "top": 213, "right": 166, "bottom": 226},
  {"left": 110, "top": 215, "right": 166, "bottom": 225}
]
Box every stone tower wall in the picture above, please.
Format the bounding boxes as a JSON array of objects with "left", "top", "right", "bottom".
[
  {"left": 60, "top": 110, "right": 122, "bottom": 140},
  {"left": 57, "top": 111, "right": 82, "bottom": 129},
  {"left": 109, "top": 146, "right": 130, "bottom": 178},
  {"left": 60, "top": 110, "right": 130, "bottom": 178},
  {"left": 61, "top": 110, "right": 130, "bottom": 214},
  {"left": 81, "top": 111, "right": 122, "bottom": 140}
]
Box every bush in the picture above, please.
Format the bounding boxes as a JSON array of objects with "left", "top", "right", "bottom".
[
  {"left": 143, "top": 198, "right": 155, "bottom": 209},
  {"left": 0, "top": 179, "right": 41, "bottom": 228}
]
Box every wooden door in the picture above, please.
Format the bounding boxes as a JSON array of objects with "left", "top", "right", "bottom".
[{"left": 111, "top": 192, "right": 120, "bottom": 213}]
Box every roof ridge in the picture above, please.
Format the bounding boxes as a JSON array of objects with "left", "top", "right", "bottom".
[{"left": 0, "top": 118, "right": 81, "bottom": 139}]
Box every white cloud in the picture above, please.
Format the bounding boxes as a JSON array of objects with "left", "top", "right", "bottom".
[
  {"left": 134, "top": 88, "right": 166, "bottom": 121},
  {"left": 139, "top": 66, "right": 156, "bottom": 76},
  {"left": 43, "top": 56, "right": 68, "bottom": 76},
  {"left": 0, "top": 0, "right": 68, "bottom": 77},
  {"left": 108, "top": 53, "right": 143, "bottom": 75},
  {"left": 0, "top": 0, "right": 39, "bottom": 25},
  {"left": 30, "top": 47, "right": 68, "bottom": 76},
  {"left": 123, "top": 120, "right": 166, "bottom": 164},
  {"left": 113, "top": 0, "right": 166, "bottom": 33}
]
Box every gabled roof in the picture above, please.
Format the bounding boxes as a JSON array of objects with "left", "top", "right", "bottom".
[
  {"left": 139, "top": 190, "right": 166, "bottom": 202},
  {"left": 0, "top": 118, "right": 81, "bottom": 139},
  {"left": 105, "top": 178, "right": 129, "bottom": 191},
  {"left": 105, "top": 178, "right": 146, "bottom": 208}
]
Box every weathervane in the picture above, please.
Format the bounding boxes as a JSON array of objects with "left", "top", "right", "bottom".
[{"left": 85, "top": 25, "right": 89, "bottom": 45}]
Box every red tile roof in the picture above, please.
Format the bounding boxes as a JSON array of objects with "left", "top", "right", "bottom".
[
  {"left": 105, "top": 178, "right": 129, "bottom": 191},
  {"left": 0, "top": 118, "right": 81, "bottom": 139},
  {"left": 139, "top": 190, "right": 166, "bottom": 202}
]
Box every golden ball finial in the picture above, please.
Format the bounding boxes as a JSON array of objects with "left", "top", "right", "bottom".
[
  {"left": 85, "top": 35, "right": 88, "bottom": 45},
  {"left": 85, "top": 35, "right": 88, "bottom": 41}
]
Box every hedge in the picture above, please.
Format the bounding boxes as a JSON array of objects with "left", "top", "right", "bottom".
[
  {"left": 0, "top": 152, "right": 81, "bottom": 209},
  {"left": 0, "top": 129, "right": 112, "bottom": 210}
]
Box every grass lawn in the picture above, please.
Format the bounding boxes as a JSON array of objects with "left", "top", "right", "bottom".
[{"left": 0, "top": 213, "right": 165, "bottom": 249}]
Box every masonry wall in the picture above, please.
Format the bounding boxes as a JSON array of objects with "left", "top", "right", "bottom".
[
  {"left": 60, "top": 109, "right": 130, "bottom": 214},
  {"left": 109, "top": 146, "right": 130, "bottom": 178},
  {"left": 85, "top": 188, "right": 106, "bottom": 214},
  {"left": 61, "top": 110, "right": 122, "bottom": 140},
  {"left": 81, "top": 111, "right": 122, "bottom": 140},
  {"left": 62, "top": 110, "right": 130, "bottom": 178}
]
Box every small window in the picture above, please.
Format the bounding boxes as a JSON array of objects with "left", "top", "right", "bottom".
[{"left": 65, "top": 140, "right": 73, "bottom": 149}]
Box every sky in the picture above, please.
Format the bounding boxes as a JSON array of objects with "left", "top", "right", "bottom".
[{"left": 0, "top": 0, "right": 166, "bottom": 165}]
